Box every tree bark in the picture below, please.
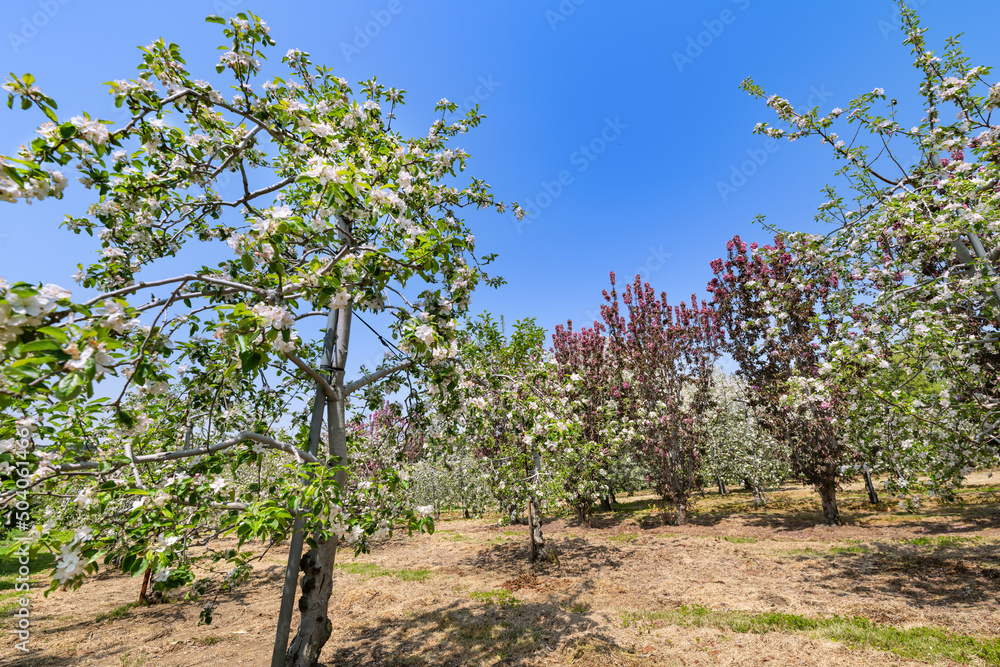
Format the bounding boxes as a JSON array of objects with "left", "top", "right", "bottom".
[
  {"left": 675, "top": 500, "right": 688, "bottom": 525},
  {"left": 862, "top": 467, "right": 879, "bottom": 504},
  {"left": 138, "top": 566, "right": 151, "bottom": 604},
  {"left": 817, "top": 465, "right": 840, "bottom": 525},
  {"left": 600, "top": 495, "right": 612, "bottom": 512},
  {"left": 285, "top": 284, "right": 353, "bottom": 666},
  {"left": 272, "top": 307, "right": 339, "bottom": 667}
]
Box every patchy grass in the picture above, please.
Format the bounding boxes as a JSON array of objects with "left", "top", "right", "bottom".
[
  {"left": 0, "top": 530, "right": 65, "bottom": 613},
  {"left": 470, "top": 588, "right": 520, "bottom": 608},
  {"left": 901, "top": 535, "right": 984, "bottom": 548},
  {"left": 777, "top": 544, "right": 870, "bottom": 558},
  {"left": 621, "top": 605, "right": 1000, "bottom": 664},
  {"left": 607, "top": 532, "right": 638, "bottom": 543},
  {"left": 438, "top": 530, "right": 469, "bottom": 542},
  {"left": 829, "top": 544, "right": 870, "bottom": 555},
  {"left": 96, "top": 601, "right": 139, "bottom": 623},
  {"left": 720, "top": 535, "right": 757, "bottom": 544},
  {"left": 560, "top": 638, "right": 660, "bottom": 666},
  {"left": 336, "top": 562, "right": 431, "bottom": 582}
]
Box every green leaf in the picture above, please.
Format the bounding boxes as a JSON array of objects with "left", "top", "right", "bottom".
[
  {"left": 20, "top": 339, "right": 62, "bottom": 353},
  {"left": 36, "top": 326, "right": 68, "bottom": 343},
  {"left": 239, "top": 350, "right": 263, "bottom": 372},
  {"left": 205, "top": 15, "right": 226, "bottom": 24},
  {"left": 241, "top": 254, "right": 254, "bottom": 271}
]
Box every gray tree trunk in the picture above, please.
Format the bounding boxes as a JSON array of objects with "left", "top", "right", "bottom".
[
  {"left": 285, "top": 304, "right": 351, "bottom": 666},
  {"left": 817, "top": 465, "right": 840, "bottom": 525},
  {"left": 271, "top": 307, "right": 340, "bottom": 667},
  {"left": 285, "top": 303, "right": 352, "bottom": 667},
  {"left": 862, "top": 467, "right": 879, "bottom": 504}
]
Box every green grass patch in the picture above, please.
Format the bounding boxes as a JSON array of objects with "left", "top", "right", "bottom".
[
  {"left": 778, "top": 544, "right": 869, "bottom": 558},
  {"left": 470, "top": 589, "right": 520, "bottom": 608},
  {"left": 901, "top": 535, "right": 983, "bottom": 548},
  {"left": 621, "top": 605, "right": 1000, "bottom": 664},
  {"left": 0, "top": 531, "right": 65, "bottom": 613},
  {"left": 608, "top": 533, "right": 638, "bottom": 543},
  {"left": 438, "top": 531, "right": 469, "bottom": 542},
  {"left": 829, "top": 544, "right": 870, "bottom": 555},
  {"left": 336, "top": 562, "right": 431, "bottom": 582},
  {"left": 96, "top": 602, "right": 139, "bottom": 623},
  {"left": 720, "top": 535, "right": 757, "bottom": 544}
]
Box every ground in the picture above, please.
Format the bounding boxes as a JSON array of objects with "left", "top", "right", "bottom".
[{"left": 4, "top": 472, "right": 1000, "bottom": 666}]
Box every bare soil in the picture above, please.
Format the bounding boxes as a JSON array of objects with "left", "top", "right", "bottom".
[{"left": 5, "top": 472, "right": 1000, "bottom": 666}]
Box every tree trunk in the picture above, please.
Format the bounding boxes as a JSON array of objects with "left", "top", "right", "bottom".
[
  {"left": 527, "top": 495, "right": 543, "bottom": 561},
  {"left": 862, "top": 467, "right": 879, "bottom": 504},
  {"left": 716, "top": 476, "right": 728, "bottom": 495},
  {"left": 138, "top": 566, "right": 151, "bottom": 604},
  {"left": 675, "top": 500, "right": 688, "bottom": 525},
  {"left": 753, "top": 483, "right": 766, "bottom": 507},
  {"left": 271, "top": 308, "right": 340, "bottom": 667},
  {"left": 600, "top": 495, "right": 612, "bottom": 512},
  {"left": 285, "top": 296, "right": 353, "bottom": 666},
  {"left": 817, "top": 466, "right": 839, "bottom": 525}
]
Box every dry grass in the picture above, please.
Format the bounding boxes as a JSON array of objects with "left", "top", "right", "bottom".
[{"left": 6, "top": 472, "right": 1000, "bottom": 666}]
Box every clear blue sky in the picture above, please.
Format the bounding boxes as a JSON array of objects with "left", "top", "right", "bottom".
[{"left": 2, "top": 0, "right": 1000, "bottom": 373}]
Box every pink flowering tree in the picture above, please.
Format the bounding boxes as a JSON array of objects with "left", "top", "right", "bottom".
[
  {"left": 551, "top": 320, "right": 625, "bottom": 519},
  {"left": 600, "top": 273, "right": 722, "bottom": 525},
  {"left": 708, "top": 235, "right": 851, "bottom": 524},
  {"left": 0, "top": 13, "right": 516, "bottom": 666},
  {"left": 738, "top": 3, "right": 1000, "bottom": 499}
]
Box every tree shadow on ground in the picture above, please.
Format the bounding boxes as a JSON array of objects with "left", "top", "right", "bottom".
[
  {"left": 325, "top": 594, "right": 621, "bottom": 666},
  {"left": 42, "top": 561, "right": 280, "bottom": 638},
  {"left": 462, "top": 536, "right": 630, "bottom": 578},
  {"left": 5, "top": 654, "right": 94, "bottom": 667},
  {"left": 802, "top": 540, "right": 1000, "bottom": 611}
]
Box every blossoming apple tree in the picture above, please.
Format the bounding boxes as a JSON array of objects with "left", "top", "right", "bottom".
[
  {"left": 0, "top": 12, "right": 516, "bottom": 666},
  {"left": 738, "top": 2, "right": 1000, "bottom": 500},
  {"left": 455, "top": 315, "right": 584, "bottom": 561}
]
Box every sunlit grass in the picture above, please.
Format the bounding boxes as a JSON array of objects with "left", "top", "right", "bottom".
[{"left": 621, "top": 605, "right": 1000, "bottom": 664}]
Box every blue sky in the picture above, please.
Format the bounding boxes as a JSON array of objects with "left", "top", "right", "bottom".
[{"left": 2, "top": 0, "right": 1000, "bottom": 374}]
